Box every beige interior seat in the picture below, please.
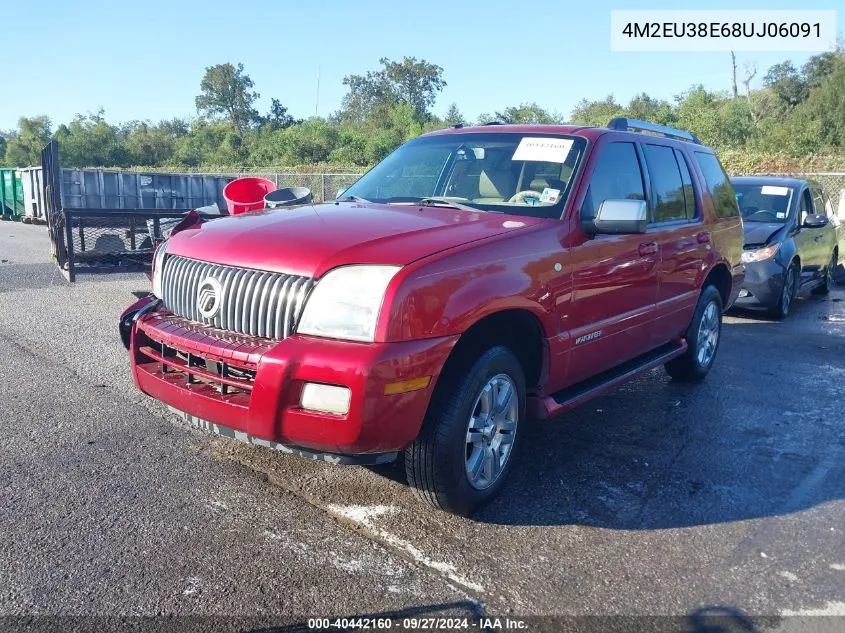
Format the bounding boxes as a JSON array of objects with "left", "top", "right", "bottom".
[{"left": 475, "top": 169, "right": 516, "bottom": 203}]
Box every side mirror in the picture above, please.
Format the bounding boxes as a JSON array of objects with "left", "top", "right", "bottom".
[
  {"left": 583, "top": 199, "right": 648, "bottom": 235},
  {"left": 802, "top": 213, "right": 828, "bottom": 229}
]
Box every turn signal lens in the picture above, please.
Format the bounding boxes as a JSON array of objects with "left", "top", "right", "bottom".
[
  {"left": 383, "top": 376, "right": 431, "bottom": 396},
  {"left": 741, "top": 243, "right": 780, "bottom": 263}
]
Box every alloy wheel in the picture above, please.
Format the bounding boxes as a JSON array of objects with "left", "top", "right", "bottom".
[
  {"left": 782, "top": 269, "right": 796, "bottom": 315},
  {"left": 696, "top": 300, "right": 720, "bottom": 367},
  {"left": 465, "top": 374, "right": 519, "bottom": 490}
]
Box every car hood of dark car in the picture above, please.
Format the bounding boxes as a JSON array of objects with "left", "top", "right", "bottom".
[
  {"left": 165, "top": 201, "right": 543, "bottom": 278},
  {"left": 743, "top": 222, "right": 784, "bottom": 247}
]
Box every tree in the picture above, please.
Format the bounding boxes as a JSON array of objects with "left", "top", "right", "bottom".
[
  {"left": 625, "top": 93, "right": 675, "bottom": 125},
  {"left": 340, "top": 57, "right": 446, "bottom": 123},
  {"left": 763, "top": 61, "right": 808, "bottom": 109},
  {"left": 443, "top": 103, "right": 465, "bottom": 127},
  {"left": 123, "top": 118, "right": 189, "bottom": 166},
  {"left": 264, "top": 98, "right": 297, "bottom": 130},
  {"left": 570, "top": 96, "right": 624, "bottom": 126},
  {"left": 493, "top": 102, "right": 561, "bottom": 124},
  {"left": 277, "top": 118, "right": 339, "bottom": 164},
  {"left": 4, "top": 116, "right": 52, "bottom": 166},
  {"left": 195, "top": 63, "right": 260, "bottom": 130},
  {"left": 802, "top": 52, "right": 839, "bottom": 88},
  {"left": 54, "top": 110, "right": 130, "bottom": 167},
  {"left": 792, "top": 58, "right": 845, "bottom": 149},
  {"left": 674, "top": 86, "right": 753, "bottom": 148}
]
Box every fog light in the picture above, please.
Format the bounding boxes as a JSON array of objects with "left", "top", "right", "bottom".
[{"left": 300, "top": 383, "right": 351, "bottom": 415}]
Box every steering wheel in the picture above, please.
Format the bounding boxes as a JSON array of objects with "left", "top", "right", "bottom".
[{"left": 508, "top": 190, "right": 543, "bottom": 204}]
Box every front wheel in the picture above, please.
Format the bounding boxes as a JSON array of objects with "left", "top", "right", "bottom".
[
  {"left": 770, "top": 262, "right": 799, "bottom": 319},
  {"left": 405, "top": 346, "right": 525, "bottom": 517},
  {"left": 665, "top": 285, "right": 723, "bottom": 382}
]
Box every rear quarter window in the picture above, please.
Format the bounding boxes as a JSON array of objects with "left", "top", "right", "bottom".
[{"left": 693, "top": 152, "right": 740, "bottom": 218}]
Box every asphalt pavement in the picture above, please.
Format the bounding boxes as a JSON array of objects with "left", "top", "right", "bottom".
[{"left": 0, "top": 222, "right": 842, "bottom": 632}]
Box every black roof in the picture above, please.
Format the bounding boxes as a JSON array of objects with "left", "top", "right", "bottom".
[{"left": 730, "top": 176, "right": 808, "bottom": 188}]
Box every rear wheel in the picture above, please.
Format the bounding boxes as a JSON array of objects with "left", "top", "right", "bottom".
[
  {"left": 665, "top": 285, "right": 723, "bottom": 382},
  {"left": 812, "top": 251, "right": 837, "bottom": 296},
  {"left": 770, "top": 262, "right": 799, "bottom": 319},
  {"left": 405, "top": 346, "right": 525, "bottom": 517}
]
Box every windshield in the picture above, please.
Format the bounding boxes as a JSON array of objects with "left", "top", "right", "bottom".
[
  {"left": 341, "top": 132, "right": 587, "bottom": 218},
  {"left": 734, "top": 183, "right": 794, "bottom": 223}
]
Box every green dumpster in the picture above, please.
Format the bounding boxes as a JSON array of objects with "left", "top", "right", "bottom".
[{"left": 0, "top": 168, "right": 24, "bottom": 221}]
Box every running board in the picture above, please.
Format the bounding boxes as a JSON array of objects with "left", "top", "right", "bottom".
[{"left": 531, "top": 340, "right": 687, "bottom": 420}]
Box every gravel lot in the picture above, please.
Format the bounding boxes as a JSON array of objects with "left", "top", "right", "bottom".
[{"left": 0, "top": 222, "right": 843, "bottom": 632}]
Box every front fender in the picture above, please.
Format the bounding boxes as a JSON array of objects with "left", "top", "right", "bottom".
[{"left": 384, "top": 265, "right": 553, "bottom": 341}]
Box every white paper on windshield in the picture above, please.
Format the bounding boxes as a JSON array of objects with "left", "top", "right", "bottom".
[
  {"left": 776, "top": 212, "right": 786, "bottom": 219},
  {"left": 540, "top": 187, "right": 561, "bottom": 203},
  {"left": 512, "top": 137, "right": 573, "bottom": 163},
  {"left": 761, "top": 185, "right": 790, "bottom": 196}
]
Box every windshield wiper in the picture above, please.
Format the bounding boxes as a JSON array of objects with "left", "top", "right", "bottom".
[
  {"left": 337, "top": 194, "right": 370, "bottom": 203},
  {"left": 414, "top": 197, "right": 488, "bottom": 213}
]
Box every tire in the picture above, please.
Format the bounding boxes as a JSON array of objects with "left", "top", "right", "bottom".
[
  {"left": 405, "top": 345, "right": 525, "bottom": 517},
  {"left": 665, "top": 285, "right": 723, "bottom": 382},
  {"left": 770, "top": 262, "right": 799, "bottom": 319},
  {"left": 812, "top": 250, "right": 837, "bottom": 296}
]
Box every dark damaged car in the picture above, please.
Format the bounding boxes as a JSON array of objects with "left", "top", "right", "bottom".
[{"left": 733, "top": 176, "right": 839, "bottom": 318}]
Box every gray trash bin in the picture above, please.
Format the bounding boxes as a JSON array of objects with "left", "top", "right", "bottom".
[{"left": 264, "top": 187, "right": 313, "bottom": 208}]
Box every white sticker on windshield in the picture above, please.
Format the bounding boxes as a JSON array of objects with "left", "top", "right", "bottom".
[
  {"left": 776, "top": 212, "right": 786, "bottom": 219},
  {"left": 540, "top": 187, "right": 561, "bottom": 203},
  {"left": 512, "top": 137, "right": 573, "bottom": 163},
  {"left": 761, "top": 185, "right": 790, "bottom": 196}
]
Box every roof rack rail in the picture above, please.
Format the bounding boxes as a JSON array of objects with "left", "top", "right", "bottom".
[
  {"left": 482, "top": 121, "right": 503, "bottom": 126},
  {"left": 607, "top": 117, "right": 701, "bottom": 144}
]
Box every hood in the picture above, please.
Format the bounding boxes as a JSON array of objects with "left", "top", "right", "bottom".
[
  {"left": 165, "top": 201, "right": 542, "bottom": 278},
  {"left": 743, "top": 222, "right": 784, "bottom": 247}
]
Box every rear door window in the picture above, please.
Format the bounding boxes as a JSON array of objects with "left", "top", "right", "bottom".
[
  {"left": 581, "top": 142, "right": 645, "bottom": 221},
  {"left": 643, "top": 144, "right": 687, "bottom": 223},
  {"left": 693, "top": 152, "right": 740, "bottom": 218}
]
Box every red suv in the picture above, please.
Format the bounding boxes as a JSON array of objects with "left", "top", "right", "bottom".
[{"left": 121, "top": 119, "right": 744, "bottom": 516}]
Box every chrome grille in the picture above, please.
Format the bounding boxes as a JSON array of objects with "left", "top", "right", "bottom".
[{"left": 160, "top": 255, "right": 315, "bottom": 339}]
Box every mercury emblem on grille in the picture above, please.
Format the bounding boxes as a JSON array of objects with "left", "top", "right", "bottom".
[{"left": 197, "top": 277, "right": 223, "bottom": 319}]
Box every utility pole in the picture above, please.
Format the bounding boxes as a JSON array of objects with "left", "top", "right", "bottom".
[{"left": 315, "top": 65, "right": 320, "bottom": 116}]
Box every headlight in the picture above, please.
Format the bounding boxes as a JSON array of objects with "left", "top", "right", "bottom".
[
  {"left": 151, "top": 240, "right": 168, "bottom": 297},
  {"left": 296, "top": 265, "right": 401, "bottom": 342},
  {"left": 741, "top": 243, "right": 780, "bottom": 263}
]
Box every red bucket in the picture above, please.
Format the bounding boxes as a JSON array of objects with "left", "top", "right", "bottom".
[{"left": 222, "top": 177, "right": 277, "bottom": 215}]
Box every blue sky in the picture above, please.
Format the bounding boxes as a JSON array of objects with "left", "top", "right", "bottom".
[{"left": 1, "top": 0, "right": 839, "bottom": 130}]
